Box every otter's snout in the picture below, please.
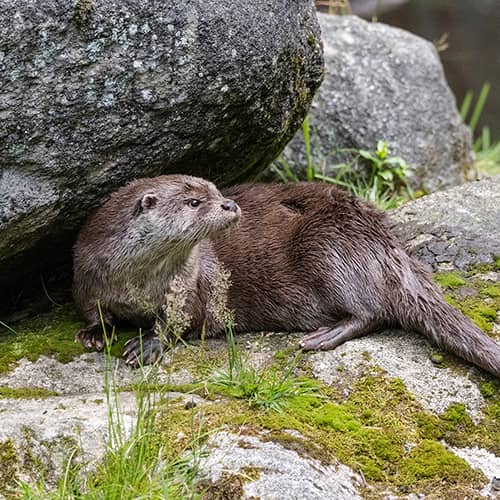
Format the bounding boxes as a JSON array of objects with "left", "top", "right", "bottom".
[{"left": 221, "top": 199, "right": 239, "bottom": 213}]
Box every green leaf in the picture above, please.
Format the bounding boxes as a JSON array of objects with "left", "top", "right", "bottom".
[
  {"left": 460, "top": 90, "right": 473, "bottom": 121},
  {"left": 379, "top": 170, "right": 394, "bottom": 181},
  {"left": 376, "top": 141, "right": 388, "bottom": 160},
  {"left": 359, "top": 150, "right": 375, "bottom": 161},
  {"left": 386, "top": 157, "right": 407, "bottom": 167}
]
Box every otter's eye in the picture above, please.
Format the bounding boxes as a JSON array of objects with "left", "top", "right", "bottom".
[{"left": 187, "top": 199, "right": 201, "bottom": 208}]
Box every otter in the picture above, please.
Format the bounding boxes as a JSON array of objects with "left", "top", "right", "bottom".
[
  {"left": 73, "top": 175, "right": 240, "bottom": 358},
  {"left": 73, "top": 175, "right": 500, "bottom": 377}
]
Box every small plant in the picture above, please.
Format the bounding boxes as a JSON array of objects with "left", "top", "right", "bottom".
[
  {"left": 303, "top": 115, "right": 314, "bottom": 181},
  {"left": 211, "top": 321, "right": 322, "bottom": 412},
  {"left": 460, "top": 81, "right": 490, "bottom": 142},
  {"left": 459, "top": 82, "right": 500, "bottom": 176},
  {"left": 272, "top": 117, "right": 414, "bottom": 209},
  {"left": 358, "top": 140, "right": 414, "bottom": 203},
  {"left": 476, "top": 141, "right": 500, "bottom": 177}
]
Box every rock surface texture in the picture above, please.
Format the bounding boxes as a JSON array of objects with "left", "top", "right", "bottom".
[
  {"left": 0, "top": 0, "right": 323, "bottom": 301},
  {"left": 281, "top": 14, "right": 474, "bottom": 192},
  {"left": 198, "top": 431, "right": 364, "bottom": 499},
  {"left": 391, "top": 177, "right": 500, "bottom": 271},
  {"left": 0, "top": 179, "right": 499, "bottom": 497}
]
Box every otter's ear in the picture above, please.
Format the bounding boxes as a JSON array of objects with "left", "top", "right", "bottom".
[{"left": 133, "top": 193, "right": 157, "bottom": 216}]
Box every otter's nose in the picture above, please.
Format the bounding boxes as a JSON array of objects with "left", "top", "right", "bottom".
[{"left": 221, "top": 199, "right": 239, "bottom": 212}]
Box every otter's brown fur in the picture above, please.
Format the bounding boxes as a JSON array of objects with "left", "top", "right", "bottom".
[{"left": 73, "top": 175, "right": 500, "bottom": 377}]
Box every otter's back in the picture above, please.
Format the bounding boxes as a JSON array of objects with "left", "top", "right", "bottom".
[{"left": 215, "top": 183, "right": 395, "bottom": 332}]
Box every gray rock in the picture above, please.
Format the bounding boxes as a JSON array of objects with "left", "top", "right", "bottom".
[
  {"left": 391, "top": 177, "right": 500, "bottom": 271},
  {"left": 0, "top": 0, "right": 323, "bottom": 300},
  {"left": 0, "top": 350, "right": 207, "bottom": 491},
  {"left": 199, "top": 431, "right": 363, "bottom": 499},
  {"left": 0, "top": 330, "right": 498, "bottom": 496},
  {"left": 0, "top": 392, "right": 138, "bottom": 488},
  {"left": 310, "top": 329, "right": 486, "bottom": 420},
  {"left": 0, "top": 353, "right": 138, "bottom": 395},
  {"left": 281, "top": 14, "right": 473, "bottom": 191}
]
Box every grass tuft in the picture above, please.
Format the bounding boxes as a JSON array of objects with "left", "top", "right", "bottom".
[{"left": 211, "top": 323, "right": 321, "bottom": 412}]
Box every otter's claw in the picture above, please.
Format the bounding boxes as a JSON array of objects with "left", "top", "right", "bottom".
[
  {"left": 123, "top": 333, "right": 164, "bottom": 367},
  {"left": 75, "top": 324, "right": 116, "bottom": 351}
]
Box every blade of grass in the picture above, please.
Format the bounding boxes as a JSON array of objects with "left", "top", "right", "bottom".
[
  {"left": 460, "top": 90, "right": 473, "bottom": 121},
  {"left": 469, "top": 81, "right": 490, "bottom": 135},
  {"left": 302, "top": 115, "right": 314, "bottom": 181}
]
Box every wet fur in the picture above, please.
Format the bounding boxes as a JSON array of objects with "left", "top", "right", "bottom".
[
  {"left": 217, "top": 183, "right": 500, "bottom": 377},
  {"left": 73, "top": 176, "right": 500, "bottom": 376}
]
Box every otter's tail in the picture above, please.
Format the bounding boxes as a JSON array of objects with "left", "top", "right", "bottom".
[{"left": 402, "top": 284, "right": 500, "bottom": 378}]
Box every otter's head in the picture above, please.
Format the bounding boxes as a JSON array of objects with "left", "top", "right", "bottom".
[{"left": 131, "top": 175, "right": 240, "bottom": 248}]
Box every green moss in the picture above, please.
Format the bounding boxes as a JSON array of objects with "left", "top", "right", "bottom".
[
  {"left": 307, "top": 33, "right": 316, "bottom": 48},
  {"left": 273, "top": 347, "right": 296, "bottom": 364},
  {"left": 0, "top": 305, "right": 85, "bottom": 373},
  {"left": 487, "top": 402, "right": 500, "bottom": 420},
  {"left": 466, "top": 263, "right": 497, "bottom": 275},
  {"left": 289, "top": 51, "right": 314, "bottom": 120},
  {"left": 169, "top": 342, "right": 227, "bottom": 379},
  {"left": 434, "top": 272, "right": 466, "bottom": 289},
  {"left": 399, "top": 440, "right": 483, "bottom": 486},
  {"left": 441, "top": 272, "right": 500, "bottom": 335},
  {"left": 480, "top": 382, "right": 496, "bottom": 398},
  {"left": 151, "top": 319, "right": 500, "bottom": 498},
  {"left": 361, "top": 350, "right": 372, "bottom": 361},
  {"left": 0, "top": 439, "right": 19, "bottom": 497},
  {"left": 240, "top": 465, "right": 261, "bottom": 481},
  {"left": 283, "top": 396, "right": 361, "bottom": 432},
  {"left": 73, "top": 0, "right": 94, "bottom": 28},
  {"left": 156, "top": 368, "right": 495, "bottom": 497},
  {"left": 107, "top": 329, "right": 140, "bottom": 358},
  {"left": 0, "top": 304, "right": 144, "bottom": 373},
  {"left": 458, "top": 300, "right": 497, "bottom": 333},
  {"left": 415, "top": 413, "right": 445, "bottom": 441},
  {"left": 412, "top": 386, "right": 499, "bottom": 455},
  {"left": 0, "top": 387, "right": 59, "bottom": 399},
  {"left": 441, "top": 403, "right": 472, "bottom": 426},
  {"left": 480, "top": 284, "right": 500, "bottom": 298},
  {"left": 198, "top": 472, "right": 244, "bottom": 500},
  {"left": 494, "top": 255, "right": 500, "bottom": 270},
  {"left": 262, "top": 430, "right": 335, "bottom": 464},
  {"left": 429, "top": 352, "right": 445, "bottom": 366}
]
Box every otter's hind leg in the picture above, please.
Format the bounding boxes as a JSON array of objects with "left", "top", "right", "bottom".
[{"left": 300, "top": 317, "right": 378, "bottom": 351}]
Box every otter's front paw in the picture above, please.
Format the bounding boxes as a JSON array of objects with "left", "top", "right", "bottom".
[
  {"left": 75, "top": 324, "right": 116, "bottom": 351},
  {"left": 123, "top": 333, "right": 164, "bottom": 367}
]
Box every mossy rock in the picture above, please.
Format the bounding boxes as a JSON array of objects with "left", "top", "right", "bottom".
[
  {"left": 0, "top": 304, "right": 141, "bottom": 374},
  {"left": 156, "top": 369, "right": 493, "bottom": 496},
  {"left": 435, "top": 267, "right": 500, "bottom": 336}
]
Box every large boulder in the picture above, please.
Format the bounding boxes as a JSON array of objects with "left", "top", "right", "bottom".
[
  {"left": 0, "top": 0, "right": 323, "bottom": 305},
  {"left": 281, "top": 14, "right": 474, "bottom": 191}
]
